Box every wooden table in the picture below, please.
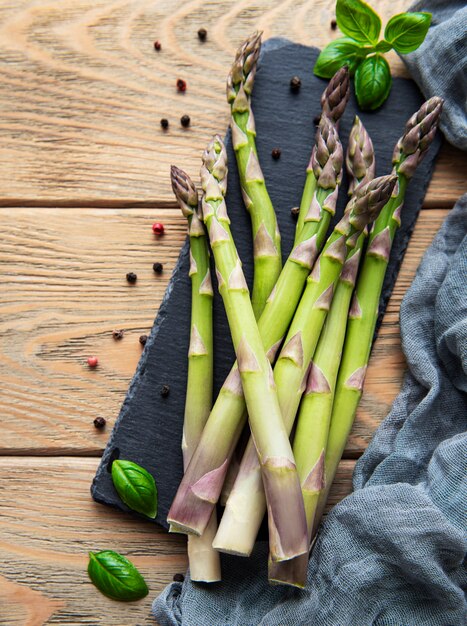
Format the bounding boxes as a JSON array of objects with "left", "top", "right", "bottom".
[{"left": 0, "top": 1, "right": 465, "bottom": 623}]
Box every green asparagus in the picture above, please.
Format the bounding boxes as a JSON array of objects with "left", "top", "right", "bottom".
[
  {"left": 170, "top": 166, "right": 220, "bottom": 582},
  {"left": 312, "top": 96, "right": 444, "bottom": 537},
  {"left": 168, "top": 88, "right": 349, "bottom": 544},
  {"left": 169, "top": 136, "right": 309, "bottom": 563},
  {"left": 228, "top": 32, "right": 281, "bottom": 317}
]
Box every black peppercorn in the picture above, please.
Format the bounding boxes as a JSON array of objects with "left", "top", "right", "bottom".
[
  {"left": 197, "top": 28, "right": 207, "bottom": 42},
  {"left": 154, "top": 40, "right": 161, "bottom": 51},
  {"left": 290, "top": 206, "right": 300, "bottom": 220},
  {"left": 173, "top": 573, "right": 184, "bottom": 582},
  {"left": 126, "top": 272, "right": 137, "bottom": 284},
  {"left": 153, "top": 262, "right": 163, "bottom": 274},
  {"left": 161, "top": 384, "right": 170, "bottom": 398},
  {"left": 160, "top": 118, "right": 169, "bottom": 130},
  {"left": 93, "top": 417, "right": 106, "bottom": 429},
  {"left": 271, "top": 148, "right": 281, "bottom": 160},
  {"left": 139, "top": 334, "right": 148, "bottom": 346},
  {"left": 313, "top": 115, "right": 321, "bottom": 126},
  {"left": 290, "top": 76, "right": 301, "bottom": 93},
  {"left": 331, "top": 19, "right": 337, "bottom": 30},
  {"left": 112, "top": 329, "right": 124, "bottom": 340},
  {"left": 180, "top": 114, "right": 191, "bottom": 128}
]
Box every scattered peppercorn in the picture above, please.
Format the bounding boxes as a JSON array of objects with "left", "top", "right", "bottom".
[
  {"left": 197, "top": 28, "right": 207, "bottom": 42},
  {"left": 93, "top": 416, "right": 106, "bottom": 429},
  {"left": 176, "top": 78, "right": 187, "bottom": 92},
  {"left": 180, "top": 114, "right": 191, "bottom": 128},
  {"left": 161, "top": 384, "right": 170, "bottom": 398},
  {"left": 152, "top": 222, "right": 165, "bottom": 235},
  {"left": 290, "top": 206, "right": 300, "bottom": 220},
  {"left": 271, "top": 148, "right": 281, "bottom": 160},
  {"left": 173, "top": 573, "right": 185, "bottom": 582},
  {"left": 160, "top": 118, "right": 169, "bottom": 130},
  {"left": 139, "top": 334, "right": 148, "bottom": 346},
  {"left": 112, "top": 329, "right": 124, "bottom": 340},
  {"left": 87, "top": 356, "right": 99, "bottom": 368},
  {"left": 153, "top": 262, "right": 164, "bottom": 274},
  {"left": 126, "top": 272, "right": 137, "bottom": 284},
  {"left": 331, "top": 19, "right": 337, "bottom": 30},
  {"left": 154, "top": 40, "right": 161, "bottom": 51},
  {"left": 290, "top": 76, "right": 301, "bottom": 93},
  {"left": 313, "top": 115, "right": 321, "bottom": 126}
]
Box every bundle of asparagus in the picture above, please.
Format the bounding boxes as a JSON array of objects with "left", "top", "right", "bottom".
[{"left": 167, "top": 30, "right": 443, "bottom": 587}]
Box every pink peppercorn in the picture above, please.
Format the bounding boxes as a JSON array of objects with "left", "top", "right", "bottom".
[
  {"left": 152, "top": 222, "right": 165, "bottom": 235},
  {"left": 87, "top": 356, "right": 98, "bottom": 368}
]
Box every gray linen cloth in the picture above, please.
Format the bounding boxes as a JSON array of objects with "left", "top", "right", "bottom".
[
  {"left": 153, "top": 198, "right": 467, "bottom": 625},
  {"left": 402, "top": 0, "right": 467, "bottom": 150}
]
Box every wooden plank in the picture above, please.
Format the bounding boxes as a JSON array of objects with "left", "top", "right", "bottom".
[
  {"left": 0, "top": 207, "right": 448, "bottom": 456},
  {"left": 0, "top": 0, "right": 464, "bottom": 207},
  {"left": 0, "top": 456, "right": 354, "bottom": 625}
]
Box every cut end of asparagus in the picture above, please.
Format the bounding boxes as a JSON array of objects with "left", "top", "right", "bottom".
[
  {"left": 393, "top": 96, "right": 444, "bottom": 179},
  {"left": 227, "top": 31, "right": 262, "bottom": 103},
  {"left": 347, "top": 174, "right": 398, "bottom": 231},
  {"left": 346, "top": 116, "right": 375, "bottom": 195},
  {"left": 320, "top": 66, "right": 350, "bottom": 124},
  {"left": 310, "top": 116, "right": 344, "bottom": 189},
  {"left": 268, "top": 552, "right": 308, "bottom": 589},
  {"left": 171, "top": 165, "right": 199, "bottom": 217}
]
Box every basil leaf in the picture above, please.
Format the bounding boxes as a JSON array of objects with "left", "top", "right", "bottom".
[
  {"left": 374, "top": 40, "right": 392, "bottom": 53},
  {"left": 88, "top": 550, "right": 149, "bottom": 601},
  {"left": 384, "top": 12, "right": 431, "bottom": 53},
  {"left": 314, "top": 37, "right": 368, "bottom": 78},
  {"left": 336, "top": 0, "right": 381, "bottom": 45},
  {"left": 111, "top": 460, "right": 157, "bottom": 518},
  {"left": 354, "top": 54, "right": 392, "bottom": 110}
]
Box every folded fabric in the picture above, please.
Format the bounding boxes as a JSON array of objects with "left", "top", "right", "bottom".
[
  {"left": 153, "top": 196, "right": 467, "bottom": 626},
  {"left": 402, "top": 0, "right": 467, "bottom": 150}
]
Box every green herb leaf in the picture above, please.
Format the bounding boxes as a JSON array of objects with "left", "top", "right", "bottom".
[
  {"left": 336, "top": 0, "right": 381, "bottom": 45},
  {"left": 384, "top": 12, "right": 431, "bottom": 53},
  {"left": 374, "top": 40, "right": 392, "bottom": 53},
  {"left": 88, "top": 550, "right": 149, "bottom": 601},
  {"left": 314, "top": 37, "right": 368, "bottom": 78},
  {"left": 354, "top": 54, "right": 392, "bottom": 110},
  {"left": 111, "top": 460, "right": 157, "bottom": 518}
]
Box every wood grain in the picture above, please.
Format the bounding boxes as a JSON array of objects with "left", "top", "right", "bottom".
[
  {"left": 0, "top": 456, "right": 353, "bottom": 625},
  {"left": 0, "top": 207, "right": 448, "bottom": 457},
  {"left": 0, "top": 0, "right": 465, "bottom": 206}
]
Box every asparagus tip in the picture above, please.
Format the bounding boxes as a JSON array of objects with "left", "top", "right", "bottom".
[
  {"left": 170, "top": 165, "right": 198, "bottom": 217},
  {"left": 346, "top": 116, "right": 375, "bottom": 194},
  {"left": 348, "top": 174, "right": 397, "bottom": 230},
  {"left": 321, "top": 66, "right": 350, "bottom": 123}
]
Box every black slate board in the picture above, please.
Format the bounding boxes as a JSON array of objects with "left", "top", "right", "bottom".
[{"left": 91, "top": 39, "right": 442, "bottom": 529}]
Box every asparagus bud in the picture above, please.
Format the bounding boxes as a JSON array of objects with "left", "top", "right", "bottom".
[
  {"left": 346, "top": 175, "right": 397, "bottom": 231},
  {"left": 346, "top": 116, "right": 376, "bottom": 195},
  {"left": 171, "top": 165, "right": 199, "bottom": 217},
  {"left": 392, "top": 96, "right": 444, "bottom": 179},
  {"left": 310, "top": 115, "right": 344, "bottom": 190},
  {"left": 227, "top": 31, "right": 262, "bottom": 104},
  {"left": 320, "top": 66, "right": 350, "bottom": 123}
]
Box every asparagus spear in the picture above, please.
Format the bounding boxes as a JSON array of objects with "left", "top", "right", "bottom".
[
  {"left": 291, "top": 117, "right": 375, "bottom": 541},
  {"left": 268, "top": 122, "right": 375, "bottom": 585},
  {"left": 169, "top": 135, "right": 309, "bottom": 563},
  {"left": 170, "top": 167, "right": 220, "bottom": 582},
  {"left": 228, "top": 32, "right": 281, "bottom": 317},
  {"left": 214, "top": 175, "right": 395, "bottom": 571},
  {"left": 295, "top": 66, "right": 350, "bottom": 241},
  {"left": 168, "top": 107, "right": 347, "bottom": 542},
  {"left": 312, "top": 97, "right": 444, "bottom": 537}
]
